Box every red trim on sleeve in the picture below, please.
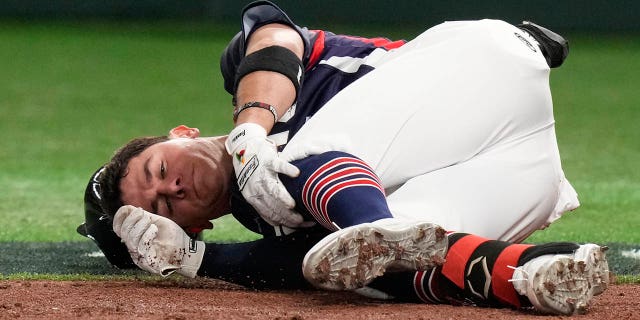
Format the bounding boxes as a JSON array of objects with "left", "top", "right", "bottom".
[
  {"left": 368, "top": 37, "right": 406, "bottom": 50},
  {"left": 339, "top": 35, "right": 406, "bottom": 50},
  {"left": 307, "top": 30, "right": 325, "bottom": 70}
]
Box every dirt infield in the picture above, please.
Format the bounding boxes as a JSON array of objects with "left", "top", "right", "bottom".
[{"left": 0, "top": 279, "right": 638, "bottom": 320}]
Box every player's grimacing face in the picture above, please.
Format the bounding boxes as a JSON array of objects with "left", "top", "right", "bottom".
[{"left": 119, "top": 137, "right": 232, "bottom": 231}]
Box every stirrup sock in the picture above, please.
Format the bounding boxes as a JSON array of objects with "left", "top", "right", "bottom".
[{"left": 440, "top": 233, "right": 533, "bottom": 307}]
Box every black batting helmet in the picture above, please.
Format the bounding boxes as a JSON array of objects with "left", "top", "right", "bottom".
[{"left": 76, "top": 166, "right": 136, "bottom": 269}]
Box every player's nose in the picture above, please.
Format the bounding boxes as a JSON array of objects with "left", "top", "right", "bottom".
[{"left": 158, "top": 177, "right": 185, "bottom": 199}]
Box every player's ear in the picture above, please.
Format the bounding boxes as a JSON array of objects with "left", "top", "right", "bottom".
[{"left": 169, "top": 125, "right": 200, "bottom": 139}]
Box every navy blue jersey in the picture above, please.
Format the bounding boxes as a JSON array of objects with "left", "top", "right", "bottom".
[
  {"left": 220, "top": 1, "right": 405, "bottom": 149},
  {"left": 223, "top": 2, "right": 404, "bottom": 237}
]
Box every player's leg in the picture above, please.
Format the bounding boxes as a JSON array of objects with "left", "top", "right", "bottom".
[
  {"left": 198, "top": 231, "right": 327, "bottom": 289},
  {"left": 385, "top": 125, "right": 578, "bottom": 243},
  {"left": 283, "top": 19, "right": 562, "bottom": 188},
  {"left": 373, "top": 234, "right": 608, "bottom": 315},
  {"left": 304, "top": 230, "right": 609, "bottom": 315},
  {"left": 369, "top": 19, "right": 564, "bottom": 191},
  {"left": 374, "top": 19, "right": 577, "bottom": 242},
  {"left": 284, "top": 19, "right": 577, "bottom": 241}
]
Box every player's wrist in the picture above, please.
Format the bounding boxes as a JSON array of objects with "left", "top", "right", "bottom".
[
  {"left": 176, "top": 239, "right": 205, "bottom": 278},
  {"left": 157, "top": 238, "right": 205, "bottom": 278},
  {"left": 233, "top": 101, "right": 278, "bottom": 123},
  {"left": 225, "top": 122, "right": 268, "bottom": 154}
]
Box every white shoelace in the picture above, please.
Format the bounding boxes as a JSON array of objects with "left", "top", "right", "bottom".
[{"left": 507, "top": 265, "right": 529, "bottom": 283}]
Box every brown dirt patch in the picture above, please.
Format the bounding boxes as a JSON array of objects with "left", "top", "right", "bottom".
[{"left": 0, "top": 279, "right": 637, "bottom": 319}]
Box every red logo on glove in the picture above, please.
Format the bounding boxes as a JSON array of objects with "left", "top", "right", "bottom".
[{"left": 235, "top": 149, "right": 246, "bottom": 164}]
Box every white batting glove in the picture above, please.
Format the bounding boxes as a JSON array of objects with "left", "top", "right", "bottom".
[
  {"left": 113, "top": 205, "right": 205, "bottom": 278},
  {"left": 225, "top": 123, "right": 304, "bottom": 227},
  {"left": 281, "top": 134, "right": 350, "bottom": 163}
]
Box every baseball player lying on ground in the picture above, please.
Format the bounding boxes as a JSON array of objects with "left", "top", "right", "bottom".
[{"left": 78, "top": 0, "right": 609, "bottom": 315}]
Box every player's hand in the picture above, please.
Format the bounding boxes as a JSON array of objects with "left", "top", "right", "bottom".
[
  {"left": 113, "top": 205, "right": 205, "bottom": 278},
  {"left": 225, "top": 123, "right": 305, "bottom": 228},
  {"left": 281, "top": 135, "right": 349, "bottom": 163}
]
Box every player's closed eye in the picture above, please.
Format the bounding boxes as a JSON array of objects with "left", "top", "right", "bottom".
[{"left": 159, "top": 162, "right": 173, "bottom": 215}]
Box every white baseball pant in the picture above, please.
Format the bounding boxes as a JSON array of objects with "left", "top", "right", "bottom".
[{"left": 282, "top": 19, "right": 579, "bottom": 242}]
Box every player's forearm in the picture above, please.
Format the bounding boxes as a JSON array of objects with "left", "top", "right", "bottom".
[
  {"left": 234, "top": 23, "right": 304, "bottom": 132},
  {"left": 234, "top": 71, "right": 296, "bottom": 130},
  {"left": 197, "top": 234, "right": 322, "bottom": 290}
]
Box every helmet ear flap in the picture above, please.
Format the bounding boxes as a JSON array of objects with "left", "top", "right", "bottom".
[{"left": 78, "top": 166, "right": 136, "bottom": 269}]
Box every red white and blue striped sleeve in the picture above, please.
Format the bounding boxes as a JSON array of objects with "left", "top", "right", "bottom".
[{"left": 280, "top": 151, "right": 393, "bottom": 231}]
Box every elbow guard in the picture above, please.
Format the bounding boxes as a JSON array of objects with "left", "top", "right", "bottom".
[{"left": 234, "top": 45, "right": 303, "bottom": 101}]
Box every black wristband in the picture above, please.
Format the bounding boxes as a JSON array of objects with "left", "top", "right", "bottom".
[{"left": 234, "top": 45, "right": 303, "bottom": 98}]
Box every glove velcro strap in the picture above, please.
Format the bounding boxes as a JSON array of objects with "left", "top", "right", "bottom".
[
  {"left": 225, "top": 123, "right": 268, "bottom": 154},
  {"left": 225, "top": 123, "right": 274, "bottom": 191},
  {"left": 177, "top": 239, "right": 206, "bottom": 278},
  {"left": 160, "top": 239, "right": 205, "bottom": 278}
]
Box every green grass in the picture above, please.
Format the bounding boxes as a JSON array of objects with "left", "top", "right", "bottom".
[
  {"left": 0, "top": 21, "right": 638, "bottom": 248},
  {"left": 0, "top": 20, "right": 256, "bottom": 243},
  {"left": 526, "top": 33, "right": 640, "bottom": 244}
]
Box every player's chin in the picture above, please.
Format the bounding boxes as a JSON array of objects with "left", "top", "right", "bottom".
[
  {"left": 205, "top": 198, "right": 230, "bottom": 220},
  {"left": 201, "top": 220, "right": 214, "bottom": 230},
  {"left": 181, "top": 217, "right": 214, "bottom": 232}
]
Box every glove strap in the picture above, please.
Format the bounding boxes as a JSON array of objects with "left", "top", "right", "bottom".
[
  {"left": 225, "top": 123, "right": 268, "bottom": 154},
  {"left": 177, "top": 239, "right": 205, "bottom": 278},
  {"left": 162, "top": 239, "right": 205, "bottom": 278},
  {"left": 233, "top": 101, "right": 279, "bottom": 123}
]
